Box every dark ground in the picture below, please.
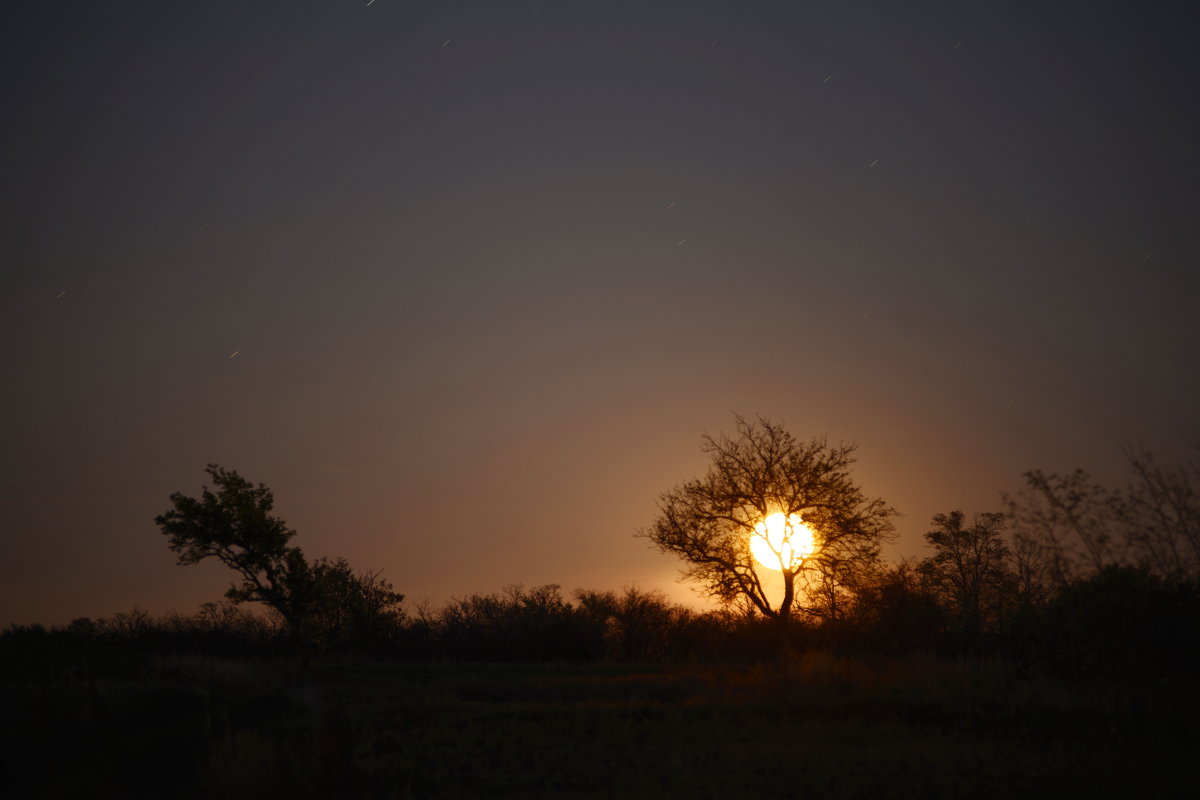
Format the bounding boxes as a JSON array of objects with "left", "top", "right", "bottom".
[{"left": 3, "top": 652, "right": 1195, "bottom": 799}]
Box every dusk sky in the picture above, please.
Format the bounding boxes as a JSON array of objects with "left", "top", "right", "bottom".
[{"left": 3, "top": 1, "right": 1198, "bottom": 626}]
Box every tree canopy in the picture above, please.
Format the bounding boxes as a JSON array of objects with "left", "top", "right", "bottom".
[
  {"left": 155, "top": 464, "right": 403, "bottom": 645},
  {"left": 919, "top": 510, "right": 1013, "bottom": 641},
  {"left": 156, "top": 464, "right": 309, "bottom": 633},
  {"left": 643, "top": 416, "right": 897, "bottom": 623}
]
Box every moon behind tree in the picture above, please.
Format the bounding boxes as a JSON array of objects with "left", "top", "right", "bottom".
[{"left": 750, "top": 512, "right": 816, "bottom": 571}]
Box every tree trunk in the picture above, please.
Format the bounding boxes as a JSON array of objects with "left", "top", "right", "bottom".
[
  {"left": 779, "top": 569, "right": 795, "bottom": 620},
  {"left": 777, "top": 570, "right": 796, "bottom": 662}
]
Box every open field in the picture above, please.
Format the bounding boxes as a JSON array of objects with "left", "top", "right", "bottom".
[{"left": 3, "top": 652, "right": 1196, "bottom": 799}]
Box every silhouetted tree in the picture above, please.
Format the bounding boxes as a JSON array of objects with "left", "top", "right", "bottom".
[
  {"left": 1111, "top": 442, "right": 1200, "bottom": 581},
  {"left": 918, "top": 511, "right": 1013, "bottom": 645},
  {"left": 1005, "top": 469, "right": 1117, "bottom": 585},
  {"left": 156, "top": 465, "right": 310, "bottom": 636},
  {"left": 155, "top": 464, "right": 403, "bottom": 646},
  {"left": 800, "top": 551, "right": 875, "bottom": 627},
  {"left": 1006, "top": 441, "right": 1200, "bottom": 584},
  {"left": 643, "top": 416, "right": 896, "bottom": 630},
  {"left": 297, "top": 557, "right": 405, "bottom": 648},
  {"left": 1009, "top": 528, "right": 1054, "bottom": 609}
]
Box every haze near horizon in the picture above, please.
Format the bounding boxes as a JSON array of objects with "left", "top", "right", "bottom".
[{"left": 2, "top": 0, "right": 1197, "bottom": 625}]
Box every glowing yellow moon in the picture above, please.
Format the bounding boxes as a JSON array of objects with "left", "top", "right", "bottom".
[{"left": 750, "top": 512, "right": 816, "bottom": 571}]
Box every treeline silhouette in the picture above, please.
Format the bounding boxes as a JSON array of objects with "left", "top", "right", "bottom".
[
  {"left": 5, "top": 441, "right": 1199, "bottom": 682},
  {"left": 2, "top": 587, "right": 775, "bottom": 670},
  {"left": 5, "top": 565, "right": 1199, "bottom": 683}
]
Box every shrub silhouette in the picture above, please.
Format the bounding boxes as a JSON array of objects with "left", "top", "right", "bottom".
[
  {"left": 1031, "top": 565, "right": 1200, "bottom": 679},
  {"left": 431, "top": 584, "right": 601, "bottom": 661}
]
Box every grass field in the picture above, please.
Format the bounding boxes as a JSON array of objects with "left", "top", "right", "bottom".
[{"left": 3, "top": 651, "right": 1195, "bottom": 798}]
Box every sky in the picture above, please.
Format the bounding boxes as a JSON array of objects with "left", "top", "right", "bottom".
[{"left": 3, "top": 0, "right": 1198, "bottom": 626}]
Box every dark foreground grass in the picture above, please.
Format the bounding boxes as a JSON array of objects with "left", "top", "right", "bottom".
[{"left": 3, "top": 652, "right": 1195, "bottom": 799}]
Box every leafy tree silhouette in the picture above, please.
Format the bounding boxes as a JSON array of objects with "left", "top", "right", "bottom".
[
  {"left": 919, "top": 510, "right": 1013, "bottom": 647},
  {"left": 155, "top": 464, "right": 403, "bottom": 645},
  {"left": 298, "top": 556, "right": 405, "bottom": 648}
]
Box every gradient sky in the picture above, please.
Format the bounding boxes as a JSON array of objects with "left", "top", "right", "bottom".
[{"left": 3, "top": 1, "right": 1198, "bottom": 626}]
